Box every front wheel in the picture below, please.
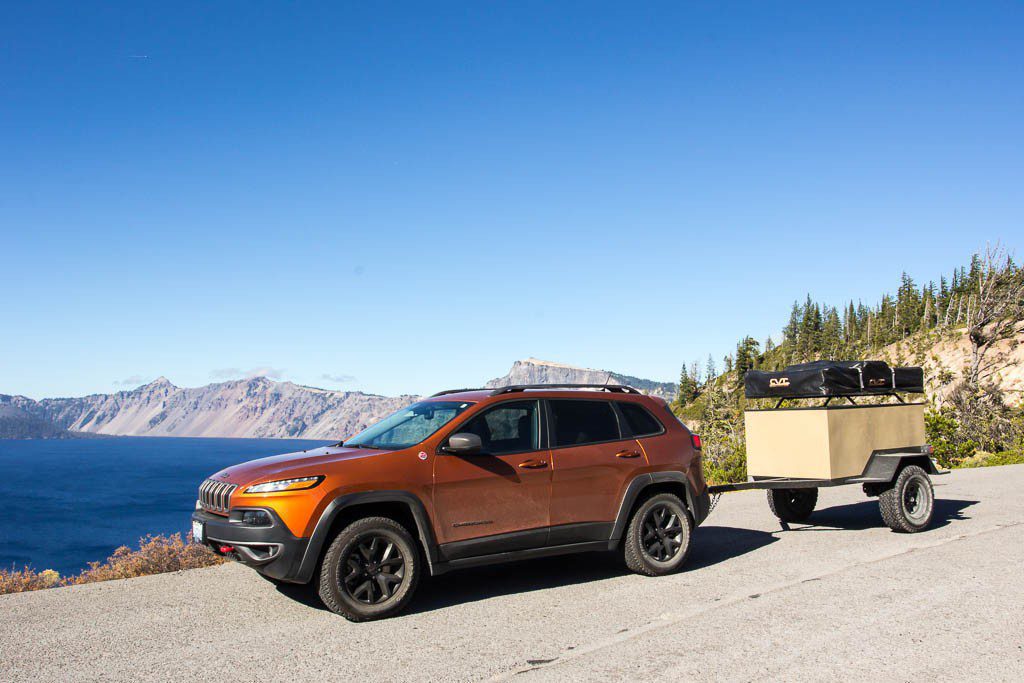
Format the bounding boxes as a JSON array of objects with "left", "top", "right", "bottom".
[
  {"left": 623, "top": 493, "right": 693, "bottom": 576},
  {"left": 879, "top": 465, "right": 934, "bottom": 533},
  {"left": 318, "top": 516, "right": 421, "bottom": 621}
]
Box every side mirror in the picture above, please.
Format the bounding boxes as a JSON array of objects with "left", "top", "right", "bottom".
[{"left": 443, "top": 432, "right": 483, "bottom": 455}]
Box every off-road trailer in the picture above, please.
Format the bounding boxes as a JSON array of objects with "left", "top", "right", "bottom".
[{"left": 706, "top": 361, "right": 946, "bottom": 532}]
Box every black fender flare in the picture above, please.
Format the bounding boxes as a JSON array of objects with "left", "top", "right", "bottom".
[
  {"left": 858, "top": 449, "right": 940, "bottom": 483},
  {"left": 609, "top": 472, "right": 707, "bottom": 545},
  {"left": 294, "top": 490, "right": 439, "bottom": 582}
]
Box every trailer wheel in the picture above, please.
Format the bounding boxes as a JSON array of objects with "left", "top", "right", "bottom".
[
  {"left": 878, "top": 465, "right": 934, "bottom": 533},
  {"left": 767, "top": 488, "right": 818, "bottom": 523}
]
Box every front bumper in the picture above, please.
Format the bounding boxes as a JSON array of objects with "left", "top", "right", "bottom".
[{"left": 192, "top": 507, "right": 309, "bottom": 583}]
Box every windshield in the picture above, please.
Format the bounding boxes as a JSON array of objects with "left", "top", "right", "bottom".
[{"left": 342, "top": 401, "right": 474, "bottom": 450}]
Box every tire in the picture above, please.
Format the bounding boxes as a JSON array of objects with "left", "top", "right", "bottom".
[
  {"left": 318, "top": 516, "right": 421, "bottom": 621},
  {"left": 878, "top": 465, "right": 934, "bottom": 533},
  {"left": 767, "top": 488, "right": 818, "bottom": 523},
  {"left": 623, "top": 493, "right": 693, "bottom": 577}
]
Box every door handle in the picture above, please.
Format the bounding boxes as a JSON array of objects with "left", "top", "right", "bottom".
[
  {"left": 518, "top": 459, "right": 549, "bottom": 469},
  {"left": 615, "top": 450, "right": 641, "bottom": 459}
]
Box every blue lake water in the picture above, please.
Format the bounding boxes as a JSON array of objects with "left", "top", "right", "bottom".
[{"left": 0, "top": 437, "right": 331, "bottom": 576}]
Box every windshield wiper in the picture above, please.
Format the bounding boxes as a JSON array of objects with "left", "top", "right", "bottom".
[{"left": 343, "top": 443, "right": 386, "bottom": 450}]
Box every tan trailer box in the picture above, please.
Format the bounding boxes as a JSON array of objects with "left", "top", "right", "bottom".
[{"left": 744, "top": 403, "right": 927, "bottom": 480}]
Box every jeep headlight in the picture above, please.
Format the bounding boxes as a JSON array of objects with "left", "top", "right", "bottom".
[{"left": 244, "top": 476, "right": 323, "bottom": 494}]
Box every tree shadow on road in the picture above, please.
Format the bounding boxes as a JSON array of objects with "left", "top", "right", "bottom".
[
  {"left": 272, "top": 525, "right": 780, "bottom": 614},
  {"left": 404, "top": 525, "right": 777, "bottom": 615},
  {"left": 791, "top": 497, "right": 978, "bottom": 532},
  {"left": 407, "top": 552, "right": 626, "bottom": 614},
  {"left": 687, "top": 525, "right": 778, "bottom": 570},
  {"left": 269, "top": 499, "right": 977, "bottom": 615}
]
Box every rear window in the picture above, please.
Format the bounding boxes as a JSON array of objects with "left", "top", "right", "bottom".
[
  {"left": 550, "top": 400, "right": 620, "bottom": 447},
  {"left": 618, "top": 403, "right": 664, "bottom": 437}
]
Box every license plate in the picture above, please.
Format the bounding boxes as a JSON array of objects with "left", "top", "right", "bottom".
[{"left": 192, "top": 520, "right": 204, "bottom": 543}]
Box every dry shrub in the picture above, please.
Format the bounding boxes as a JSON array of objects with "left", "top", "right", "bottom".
[
  {"left": 1, "top": 533, "right": 224, "bottom": 595},
  {"left": 67, "top": 533, "right": 224, "bottom": 585},
  {"left": 0, "top": 567, "right": 61, "bottom": 594}
]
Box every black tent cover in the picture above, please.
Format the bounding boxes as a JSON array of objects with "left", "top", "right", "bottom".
[{"left": 744, "top": 360, "right": 924, "bottom": 399}]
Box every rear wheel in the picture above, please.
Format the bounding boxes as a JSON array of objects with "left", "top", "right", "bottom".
[
  {"left": 767, "top": 487, "right": 818, "bottom": 523},
  {"left": 318, "top": 516, "right": 421, "bottom": 621},
  {"left": 879, "top": 465, "right": 934, "bottom": 533},
  {"left": 623, "top": 493, "right": 693, "bottom": 576}
]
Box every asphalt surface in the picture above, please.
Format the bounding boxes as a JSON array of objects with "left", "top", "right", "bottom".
[{"left": 2, "top": 465, "right": 1022, "bottom": 682}]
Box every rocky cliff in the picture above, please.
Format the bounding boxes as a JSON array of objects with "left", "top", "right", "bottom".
[
  {"left": 878, "top": 324, "right": 1024, "bottom": 405},
  {"left": 2, "top": 359, "right": 676, "bottom": 440},
  {"left": 6, "top": 378, "right": 416, "bottom": 440},
  {"left": 0, "top": 403, "right": 70, "bottom": 439},
  {"left": 486, "top": 358, "right": 677, "bottom": 400}
]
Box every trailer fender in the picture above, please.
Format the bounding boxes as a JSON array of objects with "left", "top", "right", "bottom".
[{"left": 858, "top": 448, "right": 940, "bottom": 484}]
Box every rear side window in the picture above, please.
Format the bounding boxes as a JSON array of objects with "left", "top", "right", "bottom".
[
  {"left": 618, "top": 403, "right": 664, "bottom": 437},
  {"left": 550, "top": 400, "right": 620, "bottom": 447}
]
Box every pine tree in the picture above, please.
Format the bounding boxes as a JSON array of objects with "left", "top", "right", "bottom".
[
  {"left": 821, "top": 307, "right": 842, "bottom": 358},
  {"left": 844, "top": 301, "right": 858, "bottom": 344},
  {"left": 797, "top": 295, "right": 823, "bottom": 360},
  {"left": 735, "top": 337, "right": 760, "bottom": 380},
  {"left": 938, "top": 276, "right": 950, "bottom": 326},
  {"left": 896, "top": 272, "right": 921, "bottom": 338},
  {"left": 676, "top": 364, "right": 700, "bottom": 405},
  {"left": 921, "top": 282, "right": 935, "bottom": 330}
]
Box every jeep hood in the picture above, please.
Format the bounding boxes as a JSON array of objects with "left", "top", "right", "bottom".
[{"left": 213, "top": 446, "right": 395, "bottom": 484}]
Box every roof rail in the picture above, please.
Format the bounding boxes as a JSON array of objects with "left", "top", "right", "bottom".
[
  {"left": 429, "top": 387, "right": 489, "bottom": 397},
  {"left": 489, "top": 383, "right": 641, "bottom": 396}
]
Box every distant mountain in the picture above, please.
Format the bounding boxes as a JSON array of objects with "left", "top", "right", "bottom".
[
  {"left": 2, "top": 360, "right": 675, "bottom": 440},
  {"left": 486, "top": 358, "right": 677, "bottom": 400},
  {"left": 20, "top": 377, "right": 416, "bottom": 440},
  {"left": 0, "top": 402, "right": 69, "bottom": 439}
]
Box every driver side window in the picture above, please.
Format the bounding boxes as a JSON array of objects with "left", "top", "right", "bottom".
[{"left": 458, "top": 401, "right": 539, "bottom": 455}]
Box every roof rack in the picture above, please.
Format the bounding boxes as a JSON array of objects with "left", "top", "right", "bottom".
[
  {"left": 489, "top": 383, "right": 641, "bottom": 396},
  {"left": 430, "top": 383, "right": 644, "bottom": 398},
  {"left": 429, "top": 387, "right": 489, "bottom": 397}
]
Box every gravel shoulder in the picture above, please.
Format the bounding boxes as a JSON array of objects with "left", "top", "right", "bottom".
[{"left": 2, "top": 466, "right": 1022, "bottom": 682}]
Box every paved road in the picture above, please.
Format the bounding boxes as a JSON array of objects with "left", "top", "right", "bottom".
[{"left": 2, "top": 465, "right": 1023, "bottom": 682}]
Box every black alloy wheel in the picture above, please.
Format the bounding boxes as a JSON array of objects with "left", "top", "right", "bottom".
[
  {"left": 318, "top": 516, "right": 421, "bottom": 621},
  {"left": 341, "top": 535, "right": 406, "bottom": 604},
  {"left": 641, "top": 504, "right": 686, "bottom": 562},
  {"left": 623, "top": 492, "right": 693, "bottom": 576}
]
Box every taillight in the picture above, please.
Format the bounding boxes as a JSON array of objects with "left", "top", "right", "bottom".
[{"left": 691, "top": 434, "right": 702, "bottom": 450}]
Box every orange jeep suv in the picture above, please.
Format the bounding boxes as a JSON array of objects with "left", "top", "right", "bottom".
[{"left": 191, "top": 384, "right": 709, "bottom": 621}]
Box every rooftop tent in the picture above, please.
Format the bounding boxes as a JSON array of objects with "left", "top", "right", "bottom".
[{"left": 744, "top": 360, "right": 924, "bottom": 399}]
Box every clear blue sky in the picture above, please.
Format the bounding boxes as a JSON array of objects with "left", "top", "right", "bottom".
[{"left": 2, "top": 2, "right": 1022, "bottom": 400}]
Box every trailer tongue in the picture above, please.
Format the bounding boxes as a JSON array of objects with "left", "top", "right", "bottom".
[{"left": 708, "top": 361, "right": 945, "bottom": 532}]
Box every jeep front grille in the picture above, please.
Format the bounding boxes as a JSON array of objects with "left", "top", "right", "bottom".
[{"left": 199, "top": 479, "right": 238, "bottom": 513}]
